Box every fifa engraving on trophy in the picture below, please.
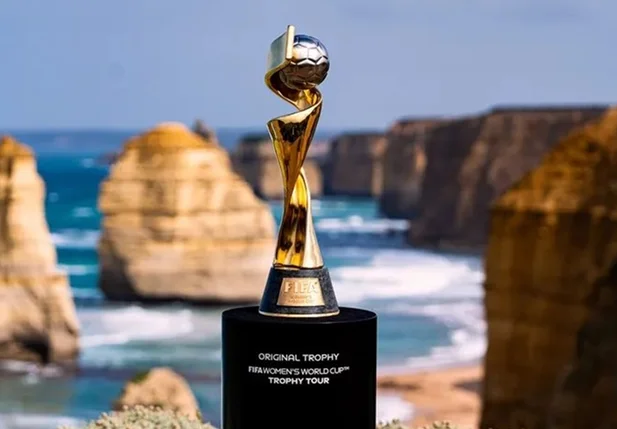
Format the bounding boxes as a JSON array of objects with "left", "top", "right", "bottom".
[{"left": 277, "top": 278, "right": 325, "bottom": 307}]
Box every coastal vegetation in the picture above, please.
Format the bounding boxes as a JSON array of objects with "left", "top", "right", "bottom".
[{"left": 59, "top": 406, "right": 457, "bottom": 429}]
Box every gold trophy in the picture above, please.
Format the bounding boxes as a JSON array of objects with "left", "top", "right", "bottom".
[
  {"left": 259, "top": 25, "right": 339, "bottom": 318},
  {"left": 222, "top": 27, "right": 377, "bottom": 428}
]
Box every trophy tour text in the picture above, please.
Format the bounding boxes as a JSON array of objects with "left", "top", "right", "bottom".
[{"left": 248, "top": 352, "right": 350, "bottom": 385}]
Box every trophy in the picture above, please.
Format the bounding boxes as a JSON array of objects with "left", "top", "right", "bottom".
[
  {"left": 221, "top": 26, "right": 377, "bottom": 429},
  {"left": 259, "top": 24, "right": 338, "bottom": 318}
]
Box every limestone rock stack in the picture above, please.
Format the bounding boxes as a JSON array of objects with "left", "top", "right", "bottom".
[
  {"left": 379, "top": 119, "right": 445, "bottom": 218},
  {"left": 98, "top": 123, "right": 276, "bottom": 303},
  {"left": 323, "top": 132, "right": 386, "bottom": 197},
  {"left": 481, "top": 108, "right": 617, "bottom": 429},
  {"left": 113, "top": 367, "right": 200, "bottom": 419},
  {"left": 0, "top": 135, "right": 79, "bottom": 363},
  {"left": 231, "top": 134, "right": 323, "bottom": 199},
  {"left": 409, "top": 106, "right": 608, "bottom": 249}
]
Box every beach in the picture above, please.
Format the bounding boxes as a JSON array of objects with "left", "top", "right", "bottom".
[{"left": 378, "top": 365, "right": 483, "bottom": 428}]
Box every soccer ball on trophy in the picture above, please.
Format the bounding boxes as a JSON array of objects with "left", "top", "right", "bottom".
[{"left": 279, "top": 34, "right": 330, "bottom": 91}]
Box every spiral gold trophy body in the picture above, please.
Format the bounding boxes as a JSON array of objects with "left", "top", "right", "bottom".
[
  {"left": 259, "top": 24, "right": 339, "bottom": 318},
  {"left": 221, "top": 26, "right": 377, "bottom": 429}
]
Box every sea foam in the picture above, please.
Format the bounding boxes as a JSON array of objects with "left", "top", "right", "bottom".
[
  {"left": 316, "top": 216, "right": 408, "bottom": 234},
  {"left": 393, "top": 301, "right": 487, "bottom": 370},
  {"left": 51, "top": 229, "right": 100, "bottom": 249},
  {"left": 331, "top": 248, "right": 484, "bottom": 304},
  {"left": 58, "top": 264, "right": 98, "bottom": 276},
  {"left": 0, "top": 413, "right": 83, "bottom": 429},
  {"left": 71, "top": 206, "right": 96, "bottom": 218},
  {"left": 330, "top": 247, "right": 486, "bottom": 371},
  {"left": 79, "top": 306, "right": 200, "bottom": 348},
  {"left": 77, "top": 305, "right": 222, "bottom": 368},
  {"left": 376, "top": 393, "right": 415, "bottom": 424}
]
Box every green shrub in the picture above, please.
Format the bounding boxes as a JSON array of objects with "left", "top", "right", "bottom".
[
  {"left": 377, "top": 420, "right": 407, "bottom": 429},
  {"left": 59, "top": 406, "right": 214, "bottom": 429},
  {"left": 378, "top": 420, "right": 456, "bottom": 429},
  {"left": 59, "top": 406, "right": 458, "bottom": 429}
]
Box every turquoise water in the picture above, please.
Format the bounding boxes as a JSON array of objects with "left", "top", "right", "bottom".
[{"left": 0, "top": 132, "right": 486, "bottom": 428}]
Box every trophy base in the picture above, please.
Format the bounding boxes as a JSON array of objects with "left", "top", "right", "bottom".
[
  {"left": 259, "top": 266, "right": 339, "bottom": 317},
  {"left": 222, "top": 306, "right": 377, "bottom": 429}
]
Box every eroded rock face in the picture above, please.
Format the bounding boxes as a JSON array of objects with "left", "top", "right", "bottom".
[
  {"left": 231, "top": 134, "right": 323, "bottom": 199},
  {"left": 113, "top": 367, "right": 200, "bottom": 419},
  {"left": 379, "top": 119, "right": 445, "bottom": 218},
  {"left": 0, "top": 136, "right": 79, "bottom": 364},
  {"left": 410, "top": 106, "right": 608, "bottom": 249},
  {"left": 97, "top": 123, "right": 276, "bottom": 304},
  {"left": 481, "top": 108, "right": 617, "bottom": 429},
  {"left": 323, "top": 132, "right": 386, "bottom": 197}
]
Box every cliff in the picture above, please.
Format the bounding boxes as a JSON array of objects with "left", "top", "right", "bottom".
[
  {"left": 481, "top": 108, "right": 617, "bottom": 429},
  {"left": 231, "top": 134, "right": 323, "bottom": 199},
  {"left": 409, "top": 105, "right": 608, "bottom": 249},
  {"left": 323, "top": 132, "right": 386, "bottom": 197},
  {"left": 379, "top": 119, "right": 446, "bottom": 218},
  {"left": 0, "top": 136, "right": 79, "bottom": 364},
  {"left": 97, "top": 123, "right": 276, "bottom": 303}
]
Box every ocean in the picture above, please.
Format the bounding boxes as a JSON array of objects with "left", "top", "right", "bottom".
[{"left": 0, "top": 130, "right": 486, "bottom": 429}]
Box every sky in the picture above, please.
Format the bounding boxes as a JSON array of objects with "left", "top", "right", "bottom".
[{"left": 0, "top": 0, "right": 615, "bottom": 130}]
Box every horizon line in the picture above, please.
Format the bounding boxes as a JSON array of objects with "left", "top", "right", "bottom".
[
  {"left": 0, "top": 125, "right": 354, "bottom": 134},
  {"left": 2, "top": 102, "right": 613, "bottom": 134}
]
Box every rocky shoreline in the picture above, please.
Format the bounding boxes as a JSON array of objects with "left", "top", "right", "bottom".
[
  {"left": 224, "top": 104, "right": 614, "bottom": 252},
  {"left": 2, "top": 103, "right": 617, "bottom": 428},
  {"left": 93, "top": 105, "right": 614, "bottom": 253},
  {"left": 88, "top": 105, "right": 615, "bottom": 254}
]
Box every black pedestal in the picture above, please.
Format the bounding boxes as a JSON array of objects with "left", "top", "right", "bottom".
[{"left": 221, "top": 306, "right": 377, "bottom": 429}]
